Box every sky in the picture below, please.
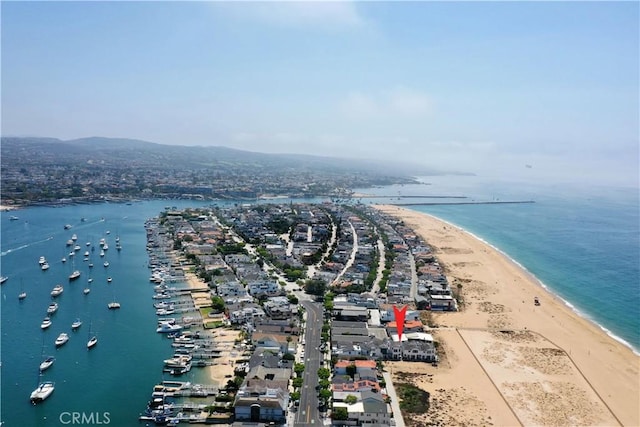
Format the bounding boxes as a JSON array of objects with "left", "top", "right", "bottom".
[{"left": 2, "top": 1, "right": 638, "bottom": 186}]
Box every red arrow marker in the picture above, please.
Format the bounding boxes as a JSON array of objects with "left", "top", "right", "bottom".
[{"left": 393, "top": 305, "right": 408, "bottom": 341}]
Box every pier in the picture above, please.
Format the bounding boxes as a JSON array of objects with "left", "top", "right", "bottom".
[{"left": 390, "top": 200, "right": 535, "bottom": 207}]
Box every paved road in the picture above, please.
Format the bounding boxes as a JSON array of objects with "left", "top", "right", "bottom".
[{"left": 295, "top": 300, "right": 324, "bottom": 426}]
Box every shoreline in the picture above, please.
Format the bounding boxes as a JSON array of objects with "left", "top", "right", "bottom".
[
  {"left": 424, "top": 211, "right": 639, "bottom": 356},
  {"left": 375, "top": 204, "right": 639, "bottom": 426}
]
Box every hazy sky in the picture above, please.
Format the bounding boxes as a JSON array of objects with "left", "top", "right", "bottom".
[{"left": 2, "top": 1, "right": 638, "bottom": 186}]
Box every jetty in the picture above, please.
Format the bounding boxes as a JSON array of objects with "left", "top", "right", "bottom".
[{"left": 390, "top": 200, "right": 535, "bottom": 206}]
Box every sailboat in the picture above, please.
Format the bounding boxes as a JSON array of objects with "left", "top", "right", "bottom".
[
  {"left": 87, "top": 322, "right": 98, "bottom": 349},
  {"left": 18, "top": 279, "right": 27, "bottom": 300},
  {"left": 108, "top": 281, "right": 120, "bottom": 309},
  {"left": 30, "top": 377, "right": 55, "bottom": 404},
  {"left": 68, "top": 257, "right": 81, "bottom": 281}
]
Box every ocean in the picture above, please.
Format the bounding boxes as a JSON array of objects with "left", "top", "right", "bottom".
[
  {"left": 1, "top": 177, "right": 638, "bottom": 425},
  {"left": 355, "top": 175, "right": 640, "bottom": 354}
]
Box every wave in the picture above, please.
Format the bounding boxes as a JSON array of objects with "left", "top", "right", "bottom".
[
  {"left": 419, "top": 211, "right": 640, "bottom": 356},
  {"left": 0, "top": 236, "right": 54, "bottom": 256}
]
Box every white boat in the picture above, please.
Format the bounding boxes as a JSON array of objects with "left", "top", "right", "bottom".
[
  {"left": 71, "top": 319, "right": 82, "bottom": 330},
  {"left": 61, "top": 257, "right": 67, "bottom": 263},
  {"left": 83, "top": 287, "right": 91, "bottom": 295},
  {"left": 10, "top": 215, "right": 19, "bottom": 221},
  {"left": 88, "top": 262, "right": 94, "bottom": 268},
  {"left": 107, "top": 302, "right": 121, "bottom": 310},
  {"left": 30, "top": 381, "right": 55, "bottom": 404},
  {"left": 99, "top": 250, "right": 105, "bottom": 257},
  {"left": 156, "top": 308, "right": 175, "bottom": 316},
  {"left": 38, "top": 256, "right": 46, "bottom": 265},
  {"left": 39, "top": 356, "right": 55, "bottom": 371},
  {"left": 103, "top": 261, "right": 109, "bottom": 268},
  {"left": 73, "top": 245, "right": 81, "bottom": 252},
  {"left": 107, "top": 277, "right": 112, "bottom": 283},
  {"left": 40, "top": 317, "right": 52, "bottom": 329},
  {"left": 41, "top": 262, "right": 50, "bottom": 271},
  {"left": 87, "top": 336, "right": 98, "bottom": 349},
  {"left": 0, "top": 276, "right": 8, "bottom": 284},
  {"left": 64, "top": 224, "right": 72, "bottom": 230},
  {"left": 19, "top": 291, "right": 27, "bottom": 300},
  {"left": 47, "top": 302, "right": 58, "bottom": 314},
  {"left": 84, "top": 251, "right": 90, "bottom": 257},
  {"left": 88, "top": 277, "right": 93, "bottom": 283},
  {"left": 69, "top": 270, "right": 81, "bottom": 281},
  {"left": 66, "top": 239, "right": 73, "bottom": 246},
  {"left": 50, "top": 284, "right": 64, "bottom": 297},
  {"left": 156, "top": 323, "right": 183, "bottom": 334},
  {"left": 103, "top": 244, "right": 109, "bottom": 251},
  {"left": 71, "top": 234, "right": 78, "bottom": 241},
  {"left": 163, "top": 354, "right": 192, "bottom": 367},
  {"left": 86, "top": 241, "right": 91, "bottom": 246},
  {"left": 54, "top": 333, "right": 69, "bottom": 347}
]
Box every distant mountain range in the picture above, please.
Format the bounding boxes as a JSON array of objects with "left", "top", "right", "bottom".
[{"left": 0, "top": 136, "right": 461, "bottom": 177}]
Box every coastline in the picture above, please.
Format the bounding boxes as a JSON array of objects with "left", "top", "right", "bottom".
[{"left": 375, "top": 205, "right": 639, "bottom": 426}]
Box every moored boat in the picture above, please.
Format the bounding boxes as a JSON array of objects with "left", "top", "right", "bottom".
[
  {"left": 0, "top": 276, "right": 8, "bottom": 284},
  {"left": 47, "top": 302, "right": 58, "bottom": 314},
  {"left": 50, "top": 284, "right": 64, "bottom": 297},
  {"left": 41, "top": 262, "right": 50, "bottom": 271},
  {"left": 40, "top": 317, "right": 52, "bottom": 329},
  {"left": 54, "top": 333, "right": 69, "bottom": 347},
  {"left": 87, "top": 336, "right": 98, "bottom": 349},
  {"left": 39, "top": 356, "right": 55, "bottom": 371},
  {"left": 30, "top": 381, "right": 55, "bottom": 404},
  {"left": 69, "top": 270, "right": 81, "bottom": 281},
  {"left": 107, "top": 302, "right": 121, "bottom": 310},
  {"left": 71, "top": 319, "right": 82, "bottom": 330}
]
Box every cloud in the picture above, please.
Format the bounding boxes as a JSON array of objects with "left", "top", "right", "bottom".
[
  {"left": 212, "top": 1, "right": 366, "bottom": 31},
  {"left": 340, "top": 87, "right": 433, "bottom": 119}
]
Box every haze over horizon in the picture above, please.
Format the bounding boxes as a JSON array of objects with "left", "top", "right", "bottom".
[{"left": 2, "top": 1, "right": 638, "bottom": 187}]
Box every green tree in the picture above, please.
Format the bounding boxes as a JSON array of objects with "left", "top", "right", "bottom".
[
  {"left": 317, "top": 367, "right": 330, "bottom": 379},
  {"left": 294, "top": 363, "right": 305, "bottom": 377},
  {"left": 332, "top": 407, "right": 348, "bottom": 420},
  {"left": 345, "top": 394, "right": 358, "bottom": 405}
]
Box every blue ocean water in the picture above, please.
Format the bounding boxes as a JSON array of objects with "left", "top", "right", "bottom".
[{"left": 357, "top": 176, "right": 640, "bottom": 353}]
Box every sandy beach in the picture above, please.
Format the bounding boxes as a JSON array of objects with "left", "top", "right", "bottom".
[
  {"left": 376, "top": 205, "right": 639, "bottom": 426},
  {"left": 182, "top": 270, "right": 245, "bottom": 387}
]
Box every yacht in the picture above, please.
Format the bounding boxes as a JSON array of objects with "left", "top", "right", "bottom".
[
  {"left": 19, "top": 291, "right": 27, "bottom": 300},
  {"left": 88, "top": 277, "right": 93, "bottom": 283},
  {"left": 47, "top": 302, "right": 59, "bottom": 314},
  {"left": 54, "top": 333, "right": 69, "bottom": 347},
  {"left": 69, "top": 270, "right": 81, "bottom": 281},
  {"left": 99, "top": 250, "right": 105, "bottom": 257},
  {"left": 107, "top": 277, "right": 112, "bottom": 283},
  {"left": 156, "top": 308, "right": 175, "bottom": 316},
  {"left": 103, "top": 261, "right": 109, "bottom": 268},
  {"left": 83, "top": 287, "right": 91, "bottom": 295},
  {"left": 73, "top": 245, "right": 82, "bottom": 252},
  {"left": 71, "top": 319, "right": 82, "bottom": 330},
  {"left": 30, "top": 381, "right": 55, "bottom": 404},
  {"left": 156, "top": 323, "right": 182, "bottom": 334},
  {"left": 10, "top": 215, "right": 19, "bottom": 221},
  {"left": 64, "top": 224, "right": 72, "bottom": 230},
  {"left": 103, "top": 243, "right": 109, "bottom": 251},
  {"left": 41, "top": 262, "right": 50, "bottom": 271},
  {"left": 50, "top": 284, "right": 64, "bottom": 297},
  {"left": 0, "top": 276, "right": 8, "bottom": 284},
  {"left": 71, "top": 234, "right": 78, "bottom": 241},
  {"left": 84, "top": 251, "right": 90, "bottom": 257},
  {"left": 40, "top": 317, "right": 52, "bottom": 329},
  {"left": 107, "top": 302, "right": 121, "bottom": 310},
  {"left": 39, "top": 356, "right": 55, "bottom": 371},
  {"left": 61, "top": 257, "right": 67, "bottom": 263},
  {"left": 66, "top": 239, "right": 74, "bottom": 246},
  {"left": 87, "top": 336, "right": 98, "bottom": 349},
  {"left": 38, "top": 256, "right": 46, "bottom": 265}
]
